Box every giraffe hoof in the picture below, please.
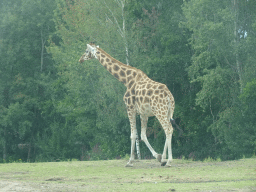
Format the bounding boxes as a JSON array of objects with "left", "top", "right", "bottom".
[
  {"left": 156, "top": 154, "right": 162, "bottom": 163},
  {"left": 125, "top": 163, "right": 133, "bottom": 167},
  {"left": 165, "top": 163, "right": 172, "bottom": 167},
  {"left": 161, "top": 162, "right": 167, "bottom": 166}
]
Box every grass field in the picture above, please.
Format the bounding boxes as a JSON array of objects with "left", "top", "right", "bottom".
[{"left": 0, "top": 157, "right": 255, "bottom": 191}]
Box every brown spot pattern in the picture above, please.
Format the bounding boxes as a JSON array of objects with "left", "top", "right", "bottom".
[
  {"left": 113, "top": 65, "right": 120, "bottom": 71},
  {"left": 128, "top": 80, "right": 135, "bottom": 89},
  {"left": 127, "top": 70, "right": 132, "bottom": 75},
  {"left": 132, "top": 96, "right": 135, "bottom": 104},
  {"left": 127, "top": 76, "right": 133, "bottom": 82},
  {"left": 114, "top": 73, "right": 119, "bottom": 79},
  {"left": 121, "top": 78, "right": 126, "bottom": 84},
  {"left": 147, "top": 84, "right": 152, "bottom": 89},
  {"left": 136, "top": 74, "right": 142, "bottom": 81},
  {"left": 131, "top": 88, "right": 135, "bottom": 95},
  {"left": 147, "top": 89, "right": 153, "bottom": 96},
  {"left": 120, "top": 70, "right": 126, "bottom": 77},
  {"left": 144, "top": 97, "right": 150, "bottom": 103},
  {"left": 125, "top": 91, "right": 130, "bottom": 97}
]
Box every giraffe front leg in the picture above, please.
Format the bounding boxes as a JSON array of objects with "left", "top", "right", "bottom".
[{"left": 125, "top": 111, "right": 136, "bottom": 167}]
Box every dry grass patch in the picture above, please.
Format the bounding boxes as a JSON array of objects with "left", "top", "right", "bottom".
[{"left": 0, "top": 158, "right": 255, "bottom": 191}]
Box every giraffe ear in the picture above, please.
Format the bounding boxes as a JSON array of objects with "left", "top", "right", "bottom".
[{"left": 96, "top": 45, "right": 99, "bottom": 48}]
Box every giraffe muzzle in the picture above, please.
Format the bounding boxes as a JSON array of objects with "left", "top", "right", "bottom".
[{"left": 79, "top": 58, "right": 84, "bottom": 63}]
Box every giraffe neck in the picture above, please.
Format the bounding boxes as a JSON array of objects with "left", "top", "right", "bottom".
[{"left": 95, "top": 48, "right": 147, "bottom": 88}]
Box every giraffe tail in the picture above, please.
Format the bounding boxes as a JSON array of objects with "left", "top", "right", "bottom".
[
  {"left": 170, "top": 119, "right": 183, "bottom": 137},
  {"left": 167, "top": 95, "right": 183, "bottom": 137}
]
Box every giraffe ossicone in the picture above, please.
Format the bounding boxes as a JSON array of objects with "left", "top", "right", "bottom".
[{"left": 79, "top": 43, "right": 176, "bottom": 167}]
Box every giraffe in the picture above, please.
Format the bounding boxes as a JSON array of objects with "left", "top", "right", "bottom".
[{"left": 79, "top": 43, "right": 176, "bottom": 167}]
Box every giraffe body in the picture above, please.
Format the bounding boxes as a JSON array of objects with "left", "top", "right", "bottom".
[{"left": 79, "top": 43, "right": 175, "bottom": 167}]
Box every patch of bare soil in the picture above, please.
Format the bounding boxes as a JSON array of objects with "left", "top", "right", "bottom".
[
  {"left": 0, "top": 159, "right": 255, "bottom": 191},
  {"left": 0, "top": 180, "right": 95, "bottom": 192},
  {"left": 0, "top": 180, "right": 43, "bottom": 192},
  {"left": 127, "top": 158, "right": 251, "bottom": 169}
]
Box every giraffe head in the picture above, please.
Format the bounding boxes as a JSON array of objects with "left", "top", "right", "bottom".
[{"left": 79, "top": 43, "right": 99, "bottom": 63}]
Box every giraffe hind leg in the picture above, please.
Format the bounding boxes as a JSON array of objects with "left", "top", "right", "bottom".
[
  {"left": 161, "top": 139, "right": 168, "bottom": 166},
  {"left": 156, "top": 115, "right": 173, "bottom": 167},
  {"left": 164, "top": 127, "right": 173, "bottom": 167}
]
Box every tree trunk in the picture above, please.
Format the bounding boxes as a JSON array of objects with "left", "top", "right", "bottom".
[
  {"left": 104, "top": 0, "right": 140, "bottom": 157},
  {"left": 120, "top": 0, "right": 129, "bottom": 65},
  {"left": 104, "top": 0, "right": 129, "bottom": 65},
  {"left": 3, "top": 128, "right": 6, "bottom": 160},
  {"left": 27, "top": 143, "right": 31, "bottom": 162},
  {"left": 40, "top": 29, "right": 45, "bottom": 72},
  {"left": 233, "top": 0, "right": 243, "bottom": 93}
]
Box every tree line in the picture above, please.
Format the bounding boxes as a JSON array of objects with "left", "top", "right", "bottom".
[{"left": 0, "top": 0, "right": 255, "bottom": 163}]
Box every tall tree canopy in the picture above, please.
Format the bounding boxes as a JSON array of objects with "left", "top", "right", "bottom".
[
  {"left": 182, "top": 0, "right": 256, "bottom": 158},
  {"left": 0, "top": 0, "right": 255, "bottom": 162}
]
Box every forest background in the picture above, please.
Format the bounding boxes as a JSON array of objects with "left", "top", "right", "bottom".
[{"left": 0, "top": 0, "right": 255, "bottom": 163}]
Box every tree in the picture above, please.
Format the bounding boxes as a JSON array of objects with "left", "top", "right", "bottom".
[
  {"left": 48, "top": 0, "right": 133, "bottom": 159},
  {"left": 182, "top": 0, "right": 256, "bottom": 159},
  {"left": 0, "top": 0, "right": 57, "bottom": 161},
  {"left": 125, "top": 0, "right": 207, "bottom": 159}
]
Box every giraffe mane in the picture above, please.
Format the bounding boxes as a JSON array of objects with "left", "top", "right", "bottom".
[{"left": 97, "top": 47, "right": 147, "bottom": 76}]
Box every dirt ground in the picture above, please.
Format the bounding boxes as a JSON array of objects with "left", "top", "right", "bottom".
[
  {"left": 0, "top": 180, "right": 42, "bottom": 192},
  {"left": 0, "top": 179, "right": 255, "bottom": 192},
  {"left": 0, "top": 159, "right": 255, "bottom": 192},
  {"left": 0, "top": 180, "right": 90, "bottom": 192}
]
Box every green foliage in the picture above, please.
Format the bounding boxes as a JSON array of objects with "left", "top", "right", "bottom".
[
  {"left": 48, "top": 0, "right": 132, "bottom": 160},
  {"left": 0, "top": 0, "right": 58, "bottom": 162},
  {"left": 0, "top": 0, "right": 255, "bottom": 163},
  {"left": 182, "top": 0, "right": 256, "bottom": 159},
  {"left": 203, "top": 156, "right": 222, "bottom": 163}
]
